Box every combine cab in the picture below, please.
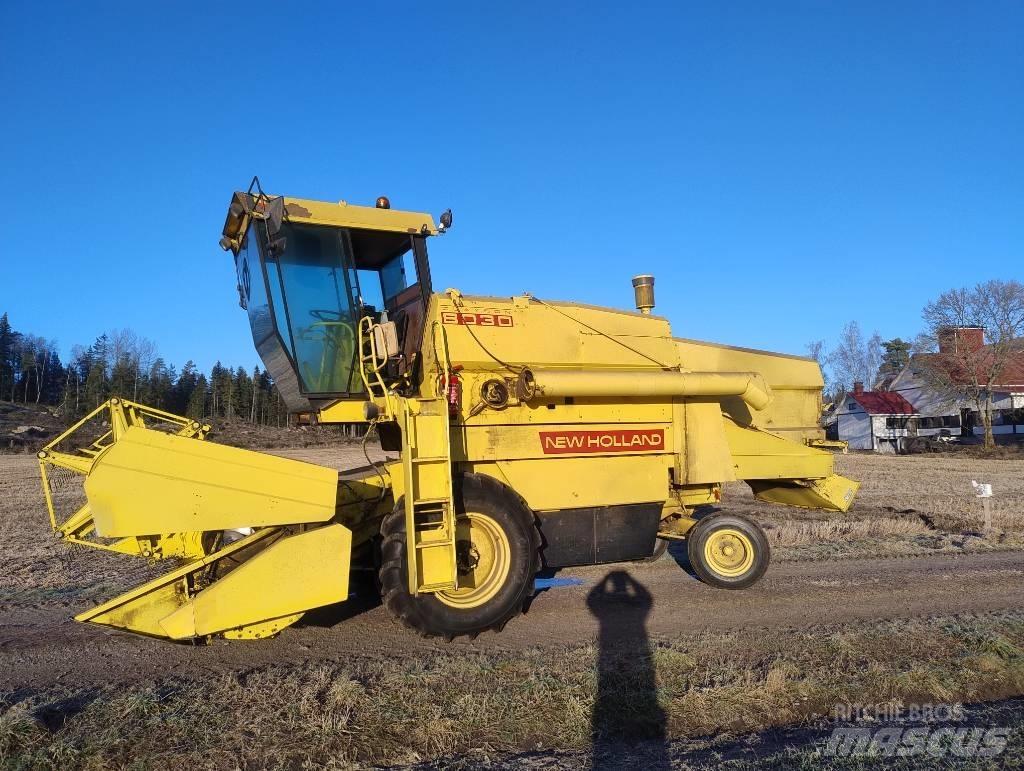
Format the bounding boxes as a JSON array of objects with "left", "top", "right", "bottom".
[{"left": 39, "top": 179, "right": 858, "bottom": 642}]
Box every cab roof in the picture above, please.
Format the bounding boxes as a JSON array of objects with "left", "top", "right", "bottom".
[
  {"left": 279, "top": 195, "right": 438, "bottom": 236},
  {"left": 220, "top": 188, "right": 438, "bottom": 255}
]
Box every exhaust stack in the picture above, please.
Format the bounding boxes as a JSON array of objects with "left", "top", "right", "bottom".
[{"left": 632, "top": 274, "right": 655, "bottom": 314}]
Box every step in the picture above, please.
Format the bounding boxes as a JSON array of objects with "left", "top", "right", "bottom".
[
  {"left": 419, "top": 581, "right": 457, "bottom": 592},
  {"left": 415, "top": 540, "right": 455, "bottom": 550},
  {"left": 413, "top": 497, "right": 450, "bottom": 507}
]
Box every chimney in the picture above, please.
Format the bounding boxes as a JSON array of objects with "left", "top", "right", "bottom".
[
  {"left": 853, "top": 381, "right": 864, "bottom": 394},
  {"left": 938, "top": 326, "right": 985, "bottom": 355}
]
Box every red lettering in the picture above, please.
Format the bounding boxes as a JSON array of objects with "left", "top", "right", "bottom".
[
  {"left": 441, "top": 311, "right": 514, "bottom": 327},
  {"left": 538, "top": 429, "right": 665, "bottom": 455}
]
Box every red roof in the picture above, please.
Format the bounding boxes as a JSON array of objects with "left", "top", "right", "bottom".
[
  {"left": 914, "top": 344, "right": 1024, "bottom": 391},
  {"left": 852, "top": 391, "right": 916, "bottom": 415}
]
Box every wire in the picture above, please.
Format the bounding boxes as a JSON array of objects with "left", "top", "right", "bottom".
[
  {"left": 361, "top": 416, "right": 390, "bottom": 506},
  {"left": 451, "top": 294, "right": 525, "bottom": 374},
  {"left": 529, "top": 295, "right": 671, "bottom": 369}
]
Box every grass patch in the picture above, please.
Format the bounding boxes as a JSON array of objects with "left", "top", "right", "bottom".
[
  {"left": 764, "top": 516, "right": 932, "bottom": 546},
  {"left": 774, "top": 532, "right": 1024, "bottom": 562},
  {"left": 3, "top": 614, "right": 1024, "bottom": 768}
]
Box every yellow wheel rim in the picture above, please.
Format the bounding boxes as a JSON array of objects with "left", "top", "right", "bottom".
[
  {"left": 703, "top": 528, "right": 755, "bottom": 578},
  {"left": 435, "top": 512, "right": 512, "bottom": 609}
]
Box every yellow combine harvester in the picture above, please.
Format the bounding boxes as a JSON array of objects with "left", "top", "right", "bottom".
[{"left": 38, "top": 181, "right": 858, "bottom": 642}]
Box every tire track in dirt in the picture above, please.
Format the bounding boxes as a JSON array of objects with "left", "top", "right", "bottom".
[{"left": 2, "top": 550, "right": 1022, "bottom": 692}]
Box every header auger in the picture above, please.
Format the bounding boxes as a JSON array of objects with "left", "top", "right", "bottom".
[{"left": 39, "top": 181, "right": 858, "bottom": 642}]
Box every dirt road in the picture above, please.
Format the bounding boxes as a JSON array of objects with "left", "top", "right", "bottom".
[{"left": 3, "top": 549, "right": 1022, "bottom": 693}]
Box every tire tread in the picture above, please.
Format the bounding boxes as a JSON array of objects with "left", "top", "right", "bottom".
[{"left": 378, "top": 473, "right": 540, "bottom": 639}]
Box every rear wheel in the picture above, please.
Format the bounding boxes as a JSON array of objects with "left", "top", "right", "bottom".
[
  {"left": 379, "top": 473, "right": 539, "bottom": 639},
  {"left": 687, "top": 513, "right": 769, "bottom": 589}
]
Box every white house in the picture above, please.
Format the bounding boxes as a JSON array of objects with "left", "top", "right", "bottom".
[
  {"left": 888, "top": 327, "right": 1024, "bottom": 440},
  {"left": 836, "top": 382, "right": 918, "bottom": 453}
]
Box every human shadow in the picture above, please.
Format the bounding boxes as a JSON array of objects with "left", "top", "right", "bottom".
[{"left": 586, "top": 570, "right": 670, "bottom": 770}]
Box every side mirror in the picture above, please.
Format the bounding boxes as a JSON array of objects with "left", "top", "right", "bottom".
[
  {"left": 264, "top": 194, "right": 285, "bottom": 236},
  {"left": 268, "top": 236, "right": 287, "bottom": 257},
  {"left": 439, "top": 209, "right": 453, "bottom": 232}
]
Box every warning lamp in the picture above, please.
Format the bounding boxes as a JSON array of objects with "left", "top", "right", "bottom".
[{"left": 375, "top": 196, "right": 391, "bottom": 209}]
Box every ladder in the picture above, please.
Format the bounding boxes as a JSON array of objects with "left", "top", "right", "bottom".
[{"left": 399, "top": 398, "right": 458, "bottom": 593}]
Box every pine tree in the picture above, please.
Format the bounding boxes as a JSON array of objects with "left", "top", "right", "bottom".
[
  {"left": 83, "top": 362, "right": 107, "bottom": 410},
  {"left": 210, "top": 362, "right": 224, "bottom": 416},
  {"left": 250, "top": 366, "right": 261, "bottom": 423},
  {"left": 88, "top": 334, "right": 110, "bottom": 370},
  {"left": 187, "top": 374, "right": 209, "bottom": 419},
  {"left": 175, "top": 360, "right": 199, "bottom": 414},
  {"left": 233, "top": 366, "right": 252, "bottom": 423},
  {"left": 145, "top": 358, "right": 174, "bottom": 408},
  {"left": 878, "top": 338, "right": 913, "bottom": 386},
  {"left": 41, "top": 348, "right": 63, "bottom": 404},
  {"left": 79, "top": 335, "right": 109, "bottom": 408},
  {"left": 110, "top": 353, "right": 135, "bottom": 400},
  {"left": 0, "top": 313, "right": 13, "bottom": 401},
  {"left": 0, "top": 317, "right": 298, "bottom": 428}
]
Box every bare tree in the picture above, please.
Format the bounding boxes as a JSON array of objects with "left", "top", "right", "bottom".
[
  {"left": 67, "top": 344, "right": 87, "bottom": 415},
  {"left": 916, "top": 280, "right": 1024, "bottom": 448},
  {"left": 133, "top": 337, "right": 157, "bottom": 401},
  {"left": 33, "top": 338, "right": 52, "bottom": 403},
  {"left": 806, "top": 339, "right": 826, "bottom": 366},
  {"left": 805, "top": 339, "right": 836, "bottom": 402},
  {"left": 109, "top": 328, "right": 158, "bottom": 401},
  {"left": 827, "top": 322, "right": 883, "bottom": 393}
]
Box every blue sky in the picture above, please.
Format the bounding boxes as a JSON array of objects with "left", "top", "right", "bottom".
[{"left": 1, "top": 2, "right": 1021, "bottom": 373}]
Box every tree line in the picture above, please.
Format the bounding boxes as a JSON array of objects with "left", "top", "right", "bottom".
[{"left": 0, "top": 312, "right": 290, "bottom": 426}]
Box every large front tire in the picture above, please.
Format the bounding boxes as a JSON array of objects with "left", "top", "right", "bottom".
[
  {"left": 379, "top": 473, "right": 540, "bottom": 639},
  {"left": 687, "top": 513, "right": 770, "bottom": 589}
]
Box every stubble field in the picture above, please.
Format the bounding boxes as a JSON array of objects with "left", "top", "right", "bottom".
[{"left": 1, "top": 444, "right": 1023, "bottom": 768}]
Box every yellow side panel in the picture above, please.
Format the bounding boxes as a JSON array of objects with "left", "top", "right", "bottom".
[
  {"left": 683, "top": 402, "right": 736, "bottom": 484},
  {"left": 425, "top": 294, "right": 682, "bottom": 379},
  {"left": 160, "top": 524, "right": 351, "bottom": 639},
  {"left": 724, "top": 420, "right": 834, "bottom": 480},
  {"left": 85, "top": 426, "right": 338, "bottom": 537},
  {"left": 454, "top": 422, "right": 672, "bottom": 462},
  {"left": 223, "top": 614, "right": 304, "bottom": 640},
  {"left": 468, "top": 456, "right": 669, "bottom": 511},
  {"left": 79, "top": 581, "right": 188, "bottom": 638},
  {"left": 75, "top": 528, "right": 275, "bottom": 636},
  {"left": 675, "top": 338, "right": 823, "bottom": 386},
  {"left": 316, "top": 400, "right": 371, "bottom": 424},
  {"left": 675, "top": 338, "right": 825, "bottom": 443}
]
